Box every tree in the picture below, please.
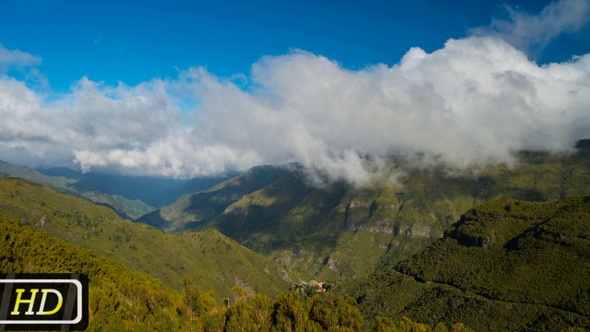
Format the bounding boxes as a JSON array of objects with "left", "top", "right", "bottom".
[{"left": 182, "top": 276, "right": 216, "bottom": 320}]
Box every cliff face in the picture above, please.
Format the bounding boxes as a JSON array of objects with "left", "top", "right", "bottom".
[
  {"left": 206, "top": 151, "right": 590, "bottom": 280},
  {"left": 337, "top": 196, "right": 590, "bottom": 331},
  {"left": 139, "top": 151, "right": 590, "bottom": 281}
]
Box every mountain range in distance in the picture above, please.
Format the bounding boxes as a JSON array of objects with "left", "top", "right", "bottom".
[
  {"left": 0, "top": 176, "right": 292, "bottom": 300},
  {"left": 1, "top": 146, "right": 590, "bottom": 329},
  {"left": 0, "top": 160, "right": 233, "bottom": 220},
  {"left": 35, "top": 166, "right": 238, "bottom": 208},
  {"left": 1, "top": 155, "right": 590, "bottom": 329},
  {"left": 2, "top": 146, "right": 590, "bottom": 284}
]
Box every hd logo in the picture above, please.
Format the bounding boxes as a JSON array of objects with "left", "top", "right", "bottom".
[{"left": 0, "top": 274, "right": 88, "bottom": 331}]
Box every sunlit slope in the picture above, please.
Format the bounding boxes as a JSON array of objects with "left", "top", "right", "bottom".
[
  {"left": 138, "top": 165, "right": 289, "bottom": 231},
  {"left": 0, "top": 160, "right": 155, "bottom": 220},
  {"left": 150, "top": 151, "right": 590, "bottom": 280},
  {"left": 0, "top": 213, "right": 472, "bottom": 331},
  {"left": 0, "top": 160, "right": 76, "bottom": 187},
  {"left": 0, "top": 178, "right": 292, "bottom": 299},
  {"left": 0, "top": 215, "right": 191, "bottom": 331},
  {"left": 336, "top": 196, "right": 590, "bottom": 331}
]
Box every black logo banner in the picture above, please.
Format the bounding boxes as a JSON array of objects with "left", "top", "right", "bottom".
[{"left": 0, "top": 274, "right": 88, "bottom": 331}]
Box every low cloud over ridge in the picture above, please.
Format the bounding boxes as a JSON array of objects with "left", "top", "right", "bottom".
[{"left": 1, "top": 0, "right": 589, "bottom": 185}]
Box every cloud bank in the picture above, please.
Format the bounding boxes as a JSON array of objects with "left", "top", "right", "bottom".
[{"left": 1, "top": 0, "right": 589, "bottom": 185}]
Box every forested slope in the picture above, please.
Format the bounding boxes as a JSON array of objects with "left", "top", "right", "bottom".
[
  {"left": 186, "top": 151, "right": 590, "bottom": 281},
  {"left": 0, "top": 177, "right": 291, "bottom": 300},
  {"left": 2, "top": 214, "right": 446, "bottom": 331},
  {"left": 336, "top": 196, "right": 590, "bottom": 331}
]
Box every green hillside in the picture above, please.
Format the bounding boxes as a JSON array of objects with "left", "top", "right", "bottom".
[
  {"left": 149, "top": 151, "right": 590, "bottom": 282},
  {"left": 69, "top": 180, "right": 156, "bottom": 220},
  {"left": 138, "top": 164, "right": 289, "bottom": 231},
  {"left": 0, "top": 177, "right": 292, "bottom": 300},
  {"left": 0, "top": 214, "right": 190, "bottom": 331},
  {"left": 0, "top": 161, "right": 155, "bottom": 220},
  {"left": 1, "top": 213, "right": 445, "bottom": 331},
  {"left": 0, "top": 160, "right": 76, "bottom": 188},
  {"left": 5, "top": 161, "right": 589, "bottom": 330},
  {"left": 6, "top": 192, "right": 588, "bottom": 330},
  {"left": 336, "top": 196, "right": 590, "bottom": 331}
]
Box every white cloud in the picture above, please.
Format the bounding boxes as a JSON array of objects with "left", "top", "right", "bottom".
[
  {"left": 472, "top": 0, "right": 590, "bottom": 57},
  {"left": 1, "top": 2, "right": 590, "bottom": 185},
  {"left": 182, "top": 39, "right": 589, "bottom": 183}
]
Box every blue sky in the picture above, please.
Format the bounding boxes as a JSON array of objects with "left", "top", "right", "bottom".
[
  {"left": 2, "top": 0, "right": 587, "bottom": 91},
  {"left": 1, "top": 0, "right": 590, "bottom": 181}
]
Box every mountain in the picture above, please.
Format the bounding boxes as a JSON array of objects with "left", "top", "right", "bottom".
[
  {"left": 35, "top": 166, "right": 83, "bottom": 179},
  {"left": 4, "top": 155, "right": 590, "bottom": 330},
  {"left": 36, "top": 167, "right": 233, "bottom": 208},
  {"left": 0, "top": 177, "right": 292, "bottom": 299},
  {"left": 148, "top": 173, "right": 239, "bottom": 207},
  {"left": 75, "top": 172, "right": 188, "bottom": 207},
  {"left": 3, "top": 213, "right": 410, "bottom": 331},
  {"left": 0, "top": 214, "right": 190, "bottom": 330},
  {"left": 0, "top": 161, "right": 154, "bottom": 219},
  {"left": 0, "top": 161, "right": 231, "bottom": 219},
  {"left": 141, "top": 151, "right": 590, "bottom": 282},
  {"left": 0, "top": 160, "right": 76, "bottom": 188},
  {"left": 0, "top": 187, "right": 434, "bottom": 330},
  {"left": 335, "top": 196, "right": 590, "bottom": 331},
  {"left": 69, "top": 180, "right": 156, "bottom": 220},
  {"left": 137, "top": 164, "right": 291, "bottom": 231},
  {"left": 5, "top": 179, "right": 588, "bottom": 330}
]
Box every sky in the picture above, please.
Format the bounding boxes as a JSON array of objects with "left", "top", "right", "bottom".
[{"left": 1, "top": 0, "right": 589, "bottom": 184}]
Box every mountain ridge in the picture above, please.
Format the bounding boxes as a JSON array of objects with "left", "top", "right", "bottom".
[
  {"left": 0, "top": 177, "right": 292, "bottom": 299},
  {"left": 335, "top": 196, "right": 590, "bottom": 330},
  {"left": 1, "top": 160, "right": 232, "bottom": 219},
  {"left": 140, "top": 151, "right": 590, "bottom": 282},
  {"left": 2, "top": 154, "right": 590, "bottom": 329},
  {"left": 138, "top": 164, "right": 292, "bottom": 231}
]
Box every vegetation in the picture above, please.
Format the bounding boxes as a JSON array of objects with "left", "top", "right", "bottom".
[
  {"left": 1, "top": 214, "right": 186, "bottom": 330},
  {"left": 0, "top": 161, "right": 155, "bottom": 219},
  {"left": 3, "top": 154, "right": 590, "bottom": 330},
  {"left": 8, "top": 151, "right": 590, "bottom": 285},
  {"left": 0, "top": 177, "right": 291, "bottom": 300},
  {"left": 138, "top": 164, "right": 289, "bottom": 231},
  {"left": 2, "top": 213, "right": 455, "bottom": 330},
  {"left": 144, "top": 151, "right": 590, "bottom": 282},
  {"left": 337, "top": 196, "right": 590, "bottom": 331}
]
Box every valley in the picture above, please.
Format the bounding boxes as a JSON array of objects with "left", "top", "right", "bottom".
[
  {"left": 0, "top": 177, "right": 292, "bottom": 300},
  {"left": 1, "top": 149, "right": 589, "bottom": 330},
  {"left": 2, "top": 0, "right": 590, "bottom": 329},
  {"left": 139, "top": 150, "right": 590, "bottom": 281}
]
